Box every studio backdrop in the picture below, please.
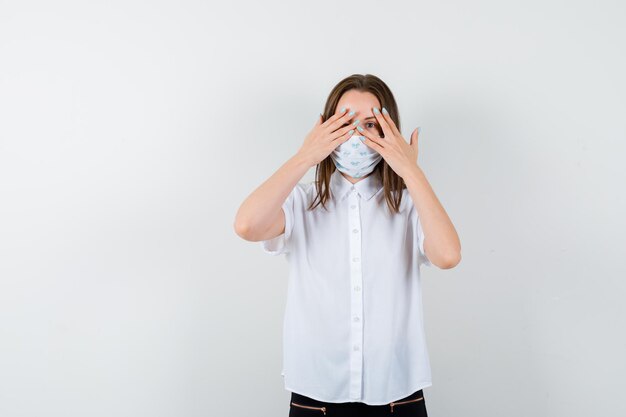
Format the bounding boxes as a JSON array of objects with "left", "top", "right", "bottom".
[{"left": 0, "top": 1, "right": 624, "bottom": 416}]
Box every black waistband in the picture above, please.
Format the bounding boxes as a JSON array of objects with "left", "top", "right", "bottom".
[{"left": 291, "top": 389, "right": 424, "bottom": 407}]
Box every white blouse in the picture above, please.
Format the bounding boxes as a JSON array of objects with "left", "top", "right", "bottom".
[{"left": 260, "top": 169, "right": 434, "bottom": 405}]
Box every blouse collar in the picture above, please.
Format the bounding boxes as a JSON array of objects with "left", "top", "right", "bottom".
[{"left": 330, "top": 169, "right": 383, "bottom": 202}]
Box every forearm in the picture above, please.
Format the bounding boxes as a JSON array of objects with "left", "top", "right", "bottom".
[
  {"left": 234, "top": 152, "right": 311, "bottom": 240},
  {"left": 403, "top": 164, "right": 461, "bottom": 268}
]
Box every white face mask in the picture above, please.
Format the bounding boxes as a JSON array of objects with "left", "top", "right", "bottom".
[{"left": 330, "top": 134, "right": 383, "bottom": 178}]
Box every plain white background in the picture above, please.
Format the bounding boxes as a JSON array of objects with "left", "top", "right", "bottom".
[{"left": 1, "top": 0, "right": 624, "bottom": 416}]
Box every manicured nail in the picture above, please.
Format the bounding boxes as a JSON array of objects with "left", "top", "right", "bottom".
[
  {"left": 348, "top": 129, "right": 354, "bottom": 135},
  {"left": 373, "top": 107, "right": 380, "bottom": 114},
  {"left": 357, "top": 126, "right": 364, "bottom": 132},
  {"left": 417, "top": 126, "right": 421, "bottom": 134},
  {"left": 340, "top": 106, "right": 346, "bottom": 112},
  {"left": 359, "top": 137, "right": 365, "bottom": 141},
  {"left": 382, "top": 107, "right": 388, "bottom": 115},
  {"left": 348, "top": 110, "right": 355, "bottom": 116},
  {"left": 353, "top": 119, "right": 360, "bottom": 126}
]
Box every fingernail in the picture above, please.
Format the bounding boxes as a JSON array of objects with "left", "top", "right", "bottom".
[
  {"left": 348, "top": 129, "right": 354, "bottom": 135},
  {"left": 340, "top": 106, "right": 346, "bottom": 112},
  {"left": 417, "top": 126, "right": 421, "bottom": 134},
  {"left": 357, "top": 126, "right": 364, "bottom": 132},
  {"left": 353, "top": 119, "right": 360, "bottom": 126},
  {"left": 359, "top": 137, "right": 365, "bottom": 141},
  {"left": 382, "top": 107, "right": 388, "bottom": 115},
  {"left": 348, "top": 110, "right": 355, "bottom": 116},
  {"left": 373, "top": 107, "right": 380, "bottom": 114}
]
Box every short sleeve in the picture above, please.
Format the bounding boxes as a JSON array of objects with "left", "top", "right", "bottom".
[
  {"left": 260, "top": 184, "right": 299, "bottom": 256},
  {"left": 408, "top": 200, "right": 433, "bottom": 268},
  {"left": 416, "top": 214, "right": 433, "bottom": 267}
]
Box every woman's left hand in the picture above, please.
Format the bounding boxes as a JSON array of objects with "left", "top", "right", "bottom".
[{"left": 359, "top": 107, "right": 421, "bottom": 179}]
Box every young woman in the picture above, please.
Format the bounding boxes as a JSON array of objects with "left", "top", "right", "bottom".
[{"left": 235, "top": 74, "right": 461, "bottom": 416}]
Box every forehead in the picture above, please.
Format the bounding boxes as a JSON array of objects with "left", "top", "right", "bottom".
[{"left": 336, "top": 90, "right": 381, "bottom": 111}]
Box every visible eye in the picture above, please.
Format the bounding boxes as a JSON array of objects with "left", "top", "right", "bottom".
[{"left": 366, "top": 122, "right": 377, "bottom": 128}]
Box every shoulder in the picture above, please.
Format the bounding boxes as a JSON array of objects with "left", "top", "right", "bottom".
[
  {"left": 391, "top": 187, "right": 414, "bottom": 215},
  {"left": 287, "top": 180, "right": 316, "bottom": 204},
  {"left": 294, "top": 180, "right": 315, "bottom": 195}
]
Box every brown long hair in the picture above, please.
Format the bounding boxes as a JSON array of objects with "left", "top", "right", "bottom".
[{"left": 307, "top": 74, "right": 407, "bottom": 213}]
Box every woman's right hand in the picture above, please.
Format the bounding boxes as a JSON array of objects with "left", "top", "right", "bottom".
[{"left": 296, "top": 107, "right": 359, "bottom": 167}]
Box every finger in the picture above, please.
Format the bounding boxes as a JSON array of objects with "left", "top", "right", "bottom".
[
  {"left": 372, "top": 107, "right": 393, "bottom": 140},
  {"left": 327, "top": 109, "right": 357, "bottom": 135},
  {"left": 357, "top": 125, "right": 385, "bottom": 150},
  {"left": 330, "top": 127, "right": 355, "bottom": 148},
  {"left": 331, "top": 123, "right": 358, "bottom": 141},
  {"left": 381, "top": 107, "right": 402, "bottom": 138},
  {"left": 410, "top": 128, "right": 418, "bottom": 149},
  {"left": 360, "top": 132, "right": 385, "bottom": 154},
  {"left": 321, "top": 106, "right": 348, "bottom": 129}
]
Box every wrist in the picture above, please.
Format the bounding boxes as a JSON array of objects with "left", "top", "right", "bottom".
[
  {"left": 290, "top": 152, "right": 314, "bottom": 171},
  {"left": 403, "top": 163, "right": 424, "bottom": 183}
]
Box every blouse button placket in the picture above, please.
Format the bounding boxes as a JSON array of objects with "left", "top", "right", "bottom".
[{"left": 347, "top": 186, "right": 364, "bottom": 401}]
